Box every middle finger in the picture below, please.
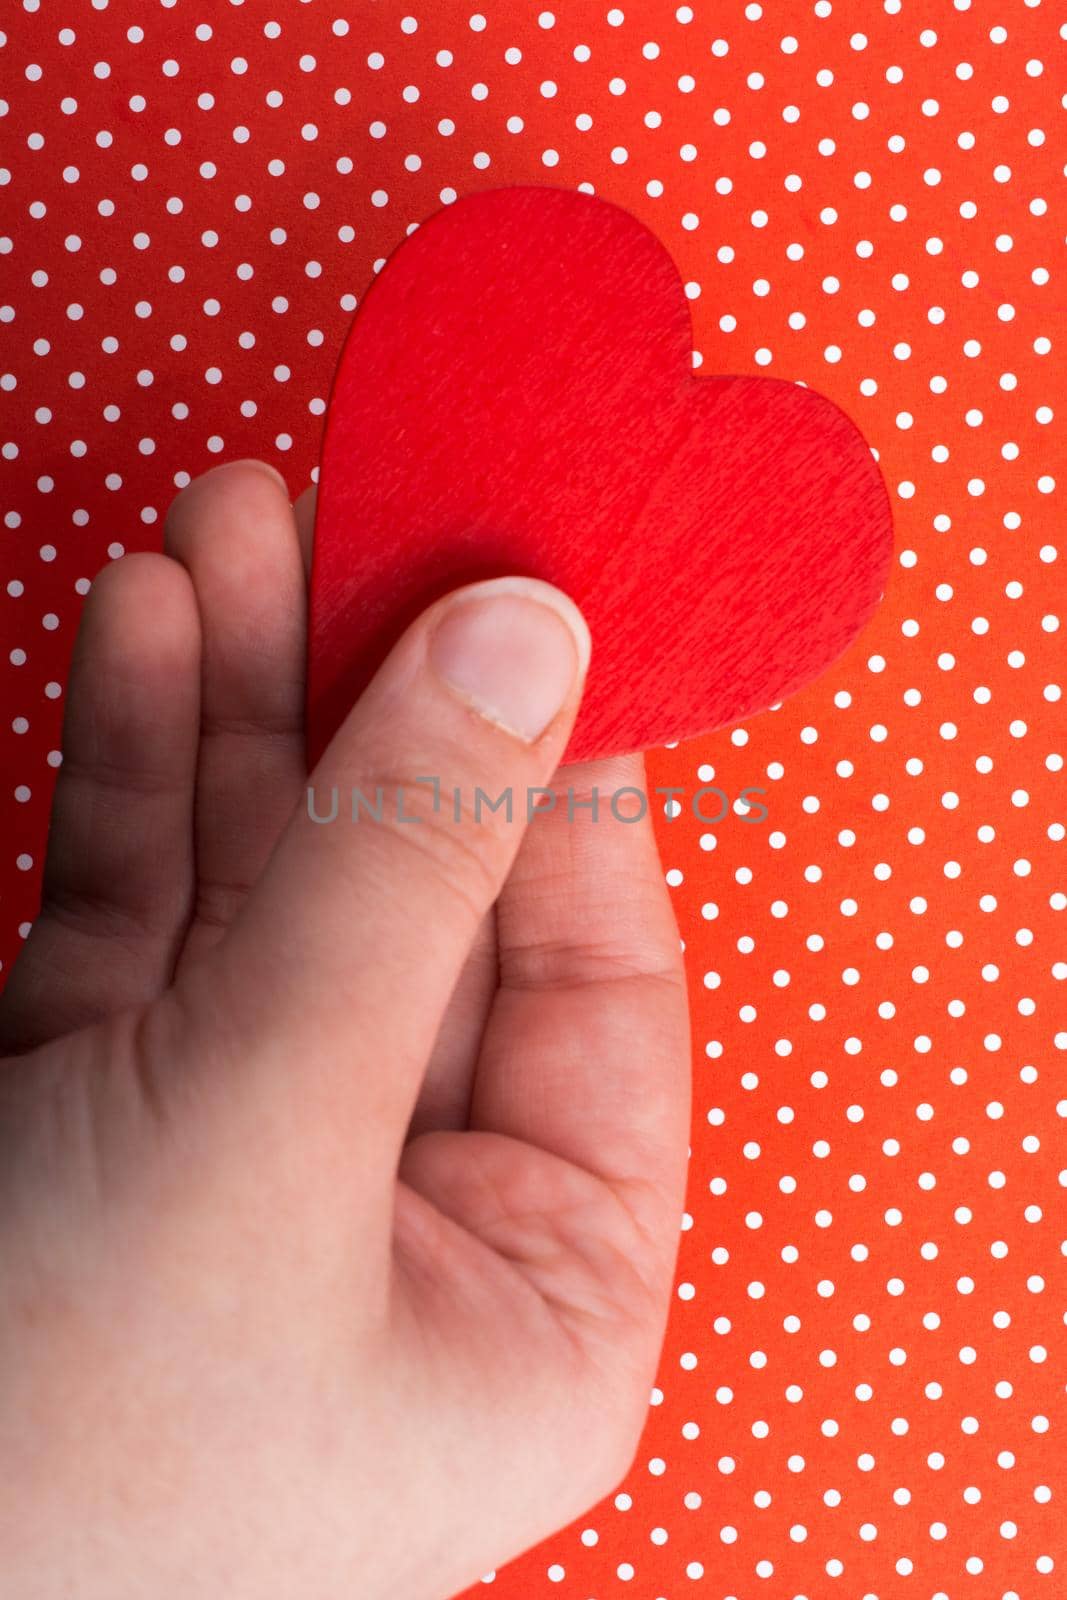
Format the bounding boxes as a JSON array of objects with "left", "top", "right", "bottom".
[{"left": 164, "top": 459, "right": 308, "bottom": 967}]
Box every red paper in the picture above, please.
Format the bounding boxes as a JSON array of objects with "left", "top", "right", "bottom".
[{"left": 307, "top": 184, "right": 893, "bottom": 765}]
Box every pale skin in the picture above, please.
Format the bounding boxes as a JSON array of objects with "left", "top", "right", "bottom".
[{"left": 0, "top": 460, "right": 691, "bottom": 1599}]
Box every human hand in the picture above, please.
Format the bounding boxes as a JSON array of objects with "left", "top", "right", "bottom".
[{"left": 0, "top": 460, "right": 691, "bottom": 1599}]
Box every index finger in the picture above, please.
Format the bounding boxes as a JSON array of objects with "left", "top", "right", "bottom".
[{"left": 168, "top": 576, "right": 590, "bottom": 1190}]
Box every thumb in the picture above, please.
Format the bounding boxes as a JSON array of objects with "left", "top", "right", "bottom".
[{"left": 177, "top": 576, "right": 590, "bottom": 1176}]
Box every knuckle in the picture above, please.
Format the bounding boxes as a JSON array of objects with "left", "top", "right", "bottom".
[
  {"left": 501, "top": 933, "right": 687, "bottom": 996},
  {"left": 197, "top": 706, "right": 304, "bottom": 743},
  {"left": 191, "top": 874, "right": 257, "bottom": 934},
  {"left": 40, "top": 877, "right": 156, "bottom": 945},
  {"left": 355, "top": 771, "right": 512, "bottom": 922},
  {"left": 55, "top": 745, "right": 182, "bottom": 802}
]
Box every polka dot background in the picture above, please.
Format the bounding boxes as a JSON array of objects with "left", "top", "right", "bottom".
[{"left": 1, "top": 1, "right": 1063, "bottom": 1595}]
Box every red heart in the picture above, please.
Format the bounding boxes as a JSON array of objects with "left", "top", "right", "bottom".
[{"left": 307, "top": 185, "right": 893, "bottom": 767}]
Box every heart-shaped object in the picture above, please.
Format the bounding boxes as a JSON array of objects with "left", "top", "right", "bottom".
[{"left": 307, "top": 185, "right": 893, "bottom": 766}]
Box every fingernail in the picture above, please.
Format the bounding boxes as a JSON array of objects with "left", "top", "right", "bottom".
[{"left": 428, "top": 577, "right": 591, "bottom": 743}]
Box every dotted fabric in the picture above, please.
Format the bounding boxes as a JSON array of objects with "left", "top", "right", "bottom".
[{"left": 0, "top": 4, "right": 1062, "bottom": 1598}]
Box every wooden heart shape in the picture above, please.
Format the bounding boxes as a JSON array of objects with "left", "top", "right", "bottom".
[{"left": 307, "top": 185, "right": 893, "bottom": 766}]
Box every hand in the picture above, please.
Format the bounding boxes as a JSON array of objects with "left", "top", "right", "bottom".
[{"left": 0, "top": 460, "right": 691, "bottom": 1599}]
